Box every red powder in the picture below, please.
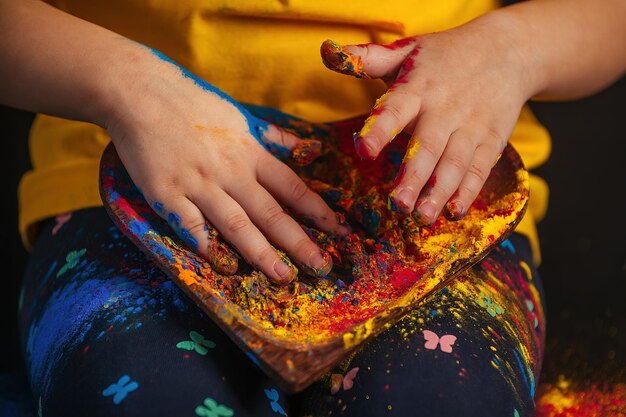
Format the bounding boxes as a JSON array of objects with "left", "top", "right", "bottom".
[
  {"left": 426, "top": 175, "right": 437, "bottom": 190},
  {"left": 392, "top": 163, "right": 407, "bottom": 188},
  {"left": 381, "top": 37, "right": 418, "bottom": 50},
  {"left": 389, "top": 268, "right": 424, "bottom": 295},
  {"left": 472, "top": 198, "right": 489, "bottom": 212}
]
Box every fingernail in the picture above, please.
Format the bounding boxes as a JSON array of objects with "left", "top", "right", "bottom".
[
  {"left": 320, "top": 40, "right": 369, "bottom": 78},
  {"left": 354, "top": 136, "right": 377, "bottom": 160},
  {"left": 208, "top": 246, "right": 239, "bottom": 275},
  {"left": 291, "top": 139, "right": 322, "bottom": 166},
  {"left": 273, "top": 260, "right": 295, "bottom": 282},
  {"left": 308, "top": 251, "right": 333, "bottom": 276},
  {"left": 415, "top": 200, "right": 438, "bottom": 225},
  {"left": 444, "top": 200, "right": 466, "bottom": 221},
  {"left": 394, "top": 189, "right": 414, "bottom": 213}
]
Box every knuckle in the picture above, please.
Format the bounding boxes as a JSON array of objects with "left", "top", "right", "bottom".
[
  {"left": 432, "top": 180, "right": 458, "bottom": 200},
  {"left": 192, "top": 162, "right": 218, "bottom": 180},
  {"left": 183, "top": 220, "right": 207, "bottom": 236},
  {"left": 467, "top": 163, "right": 490, "bottom": 185},
  {"left": 292, "top": 236, "right": 316, "bottom": 256},
  {"left": 289, "top": 178, "right": 310, "bottom": 203},
  {"left": 383, "top": 101, "right": 404, "bottom": 126},
  {"left": 446, "top": 152, "right": 468, "bottom": 172},
  {"left": 224, "top": 213, "right": 250, "bottom": 234},
  {"left": 485, "top": 127, "right": 506, "bottom": 152},
  {"left": 404, "top": 168, "right": 427, "bottom": 187},
  {"left": 143, "top": 182, "right": 177, "bottom": 203},
  {"left": 262, "top": 204, "right": 287, "bottom": 228},
  {"left": 416, "top": 138, "right": 440, "bottom": 160},
  {"left": 256, "top": 245, "right": 277, "bottom": 264},
  {"left": 458, "top": 182, "right": 478, "bottom": 199}
]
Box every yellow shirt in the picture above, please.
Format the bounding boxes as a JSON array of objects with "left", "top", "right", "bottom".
[{"left": 19, "top": 0, "right": 550, "bottom": 264}]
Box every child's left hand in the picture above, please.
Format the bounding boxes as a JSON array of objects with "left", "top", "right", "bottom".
[{"left": 321, "top": 16, "right": 534, "bottom": 224}]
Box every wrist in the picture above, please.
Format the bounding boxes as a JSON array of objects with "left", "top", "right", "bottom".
[
  {"left": 471, "top": 8, "right": 548, "bottom": 101},
  {"left": 92, "top": 40, "right": 166, "bottom": 135}
]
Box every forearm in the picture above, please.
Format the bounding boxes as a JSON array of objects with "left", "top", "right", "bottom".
[
  {"left": 0, "top": 0, "right": 149, "bottom": 126},
  {"left": 483, "top": 0, "right": 626, "bottom": 101}
]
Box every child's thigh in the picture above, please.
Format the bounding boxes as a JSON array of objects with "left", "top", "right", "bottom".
[
  {"left": 18, "top": 208, "right": 288, "bottom": 417},
  {"left": 297, "top": 233, "right": 545, "bottom": 417}
]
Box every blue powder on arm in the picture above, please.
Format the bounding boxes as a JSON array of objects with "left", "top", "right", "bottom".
[{"left": 148, "top": 48, "right": 270, "bottom": 147}]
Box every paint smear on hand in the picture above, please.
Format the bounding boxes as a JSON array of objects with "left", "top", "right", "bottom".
[
  {"left": 291, "top": 139, "right": 323, "bottom": 165},
  {"left": 321, "top": 40, "right": 370, "bottom": 79}
]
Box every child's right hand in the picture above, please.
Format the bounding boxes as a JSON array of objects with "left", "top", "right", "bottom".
[{"left": 104, "top": 48, "right": 346, "bottom": 284}]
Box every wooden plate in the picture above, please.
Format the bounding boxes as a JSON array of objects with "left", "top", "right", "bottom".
[{"left": 99, "top": 108, "right": 529, "bottom": 392}]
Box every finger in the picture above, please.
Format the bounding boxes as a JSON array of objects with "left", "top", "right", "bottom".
[
  {"left": 228, "top": 182, "right": 333, "bottom": 278},
  {"left": 354, "top": 86, "right": 422, "bottom": 160},
  {"left": 320, "top": 38, "right": 417, "bottom": 79},
  {"left": 388, "top": 123, "right": 449, "bottom": 216},
  {"left": 152, "top": 198, "right": 240, "bottom": 275},
  {"left": 259, "top": 159, "right": 350, "bottom": 235},
  {"left": 261, "top": 124, "right": 322, "bottom": 165},
  {"left": 191, "top": 188, "right": 298, "bottom": 284},
  {"left": 388, "top": 113, "right": 452, "bottom": 218},
  {"left": 444, "top": 141, "right": 502, "bottom": 220},
  {"left": 412, "top": 129, "right": 475, "bottom": 225}
]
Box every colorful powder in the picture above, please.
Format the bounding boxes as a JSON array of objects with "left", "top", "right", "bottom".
[
  {"left": 535, "top": 380, "right": 626, "bottom": 417},
  {"left": 291, "top": 139, "right": 323, "bottom": 166},
  {"left": 101, "top": 112, "right": 528, "bottom": 353},
  {"left": 320, "top": 40, "right": 370, "bottom": 79}
]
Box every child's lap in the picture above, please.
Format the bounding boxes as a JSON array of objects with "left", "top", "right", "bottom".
[{"left": 18, "top": 207, "right": 545, "bottom": 417}]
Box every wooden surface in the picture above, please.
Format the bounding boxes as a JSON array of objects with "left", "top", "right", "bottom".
[{"left": 99, "top": 110, "right": 529, "bottom": 392}]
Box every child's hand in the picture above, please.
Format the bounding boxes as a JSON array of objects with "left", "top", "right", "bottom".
[
  {"left": 321, "top": 18, "right": 533, "bottom": 224},
  {"left": 106, "top": 49, "right": 345, "bottom": 284}
]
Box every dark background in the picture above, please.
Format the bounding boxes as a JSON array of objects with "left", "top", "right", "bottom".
[{"left": 1, "top": 77, "right": 625, "bottom": 392}]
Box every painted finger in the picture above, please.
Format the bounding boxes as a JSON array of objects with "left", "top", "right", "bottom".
[
  {"left": 229, "top": 182, "right": 333, "bottom": 278},
  {"left": 320, "top": 38, "right": 418, "bottom": 79},
  {"left": 412, "top": 129, "right": 476, "bottom": 225},
  {"left": 259, "top": 160, "right": 349, "bottom": 235},
  {"left": 444, "top": 142, "right": 501, "bottom": 220},
  {"left": 191, "top": 188, "right": 298, "bottom": 284},
  {"left": 388, "top": 115, "right": 452, "bottom": 218},
  {"left": 151, "top": 198, "right": 239, "bottom": 275},
  {"left": 354, "top": 86, "right": 422, "bottom": 160},
  {"left": 261, "top": 124, "right": 322, "bottom": 165}
]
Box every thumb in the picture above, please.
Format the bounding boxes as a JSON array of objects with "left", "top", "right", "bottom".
[{"left": 320, "top": 38, "right": 417, "bottom": 80}]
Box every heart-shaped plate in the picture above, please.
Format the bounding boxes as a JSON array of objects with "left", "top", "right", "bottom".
[{"left": 99, "top": 108, "right": 529, "bottom": 392}]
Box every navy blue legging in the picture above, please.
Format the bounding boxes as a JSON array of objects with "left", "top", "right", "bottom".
[{"left": 18, "top": 207, "right": 545, "bottom": 417}]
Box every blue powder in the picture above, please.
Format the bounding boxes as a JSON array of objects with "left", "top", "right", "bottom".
[
  {"left": 128, "top": 219, "right": 151, "bottom": 237},
  {"left": 180, "top": 228, "right": 198, "bottom": 250},
  {"left": 26, "top": 277, "right": 117, "bottom": 397},
  {"left": 153, "top": 201, "right": 165, "bottom": 215},
  {"left": 167, "top": 212, "right": 181, "bottom": 229}
]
